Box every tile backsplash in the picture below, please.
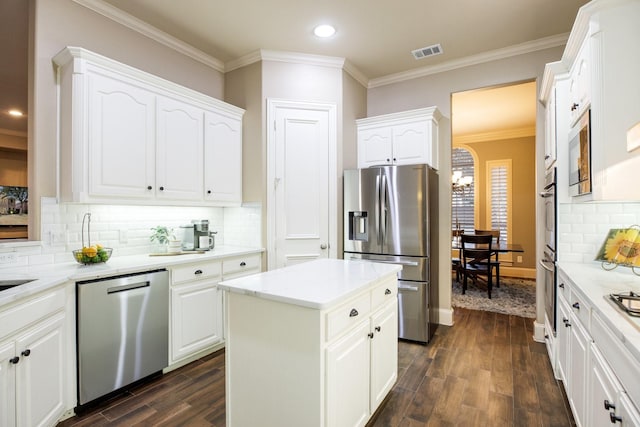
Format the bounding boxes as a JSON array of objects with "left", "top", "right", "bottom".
[
  {"left": 558, "top": 201, "right": 640, "bottom": 263},
  {"left": 0, "top": 198, "right": 261, "bottom": 268}
]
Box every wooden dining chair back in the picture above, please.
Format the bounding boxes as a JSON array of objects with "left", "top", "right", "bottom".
[
  {"left": 451, "top": 229, "right": 464, "bottom": 282},
  {"left": 460, "top": 234, "right": 494, "bottom": 298},
  {"left": 474, "top": 229, "right": 501, "bottom": 288}
]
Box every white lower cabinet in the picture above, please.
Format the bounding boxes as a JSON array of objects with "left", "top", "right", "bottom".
[
  {"left": 0, "top": 287, "right": 68, "bottom": 427},
  {"left": 170, "top": 261, "right": 223, "bottom": 365},
  {"left": 169, "top": 253, "right": 262, "bottom": 367},
  {"left": 554, "top": 267, "right": 640, "bottom": 427}
]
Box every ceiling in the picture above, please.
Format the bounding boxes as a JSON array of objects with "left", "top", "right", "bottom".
[{"left": 0, "top": 0, "right": 589, "bottom": 137}]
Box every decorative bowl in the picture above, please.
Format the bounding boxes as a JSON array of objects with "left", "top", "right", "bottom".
[{"left": 72, "top": 247, "right": 113, "bottom": 265}]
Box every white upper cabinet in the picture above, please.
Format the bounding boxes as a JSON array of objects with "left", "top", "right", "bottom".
[
  {"left": 543, "top": 0, "right": 640, "bottom": 202},
  {"left": 357, "top": 107, "right": 442, "bottom": 170},
  {"left": 204, "top": 110, "right": 243, "bottom": 204},
  {"left": 156, "top": 96, "right": 204, "bottom": 201},
  {"left": 53, "top": 46, "right": 245, "bottom": 206}
]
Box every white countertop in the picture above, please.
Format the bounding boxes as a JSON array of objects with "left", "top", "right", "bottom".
[
  {"left": 0, "top": 245, "right": 263, "bottom": 308},
  {"left": 218, "top": 258, "right": 402, "bottom": 310},
  {"left": 558, "top": 261, "right": 640, "bottom": 363}
]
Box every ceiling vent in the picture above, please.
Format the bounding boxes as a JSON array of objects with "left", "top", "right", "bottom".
[{"left": 411, "top": 44, "right": 443, "bottom": 60}]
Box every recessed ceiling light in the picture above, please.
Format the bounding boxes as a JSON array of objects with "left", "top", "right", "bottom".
[
  {"left": 8, "top": 109, "right": 24, "bottom": 117},
  {"left": 314, "top": 24, "right": 336, "bottom": 38}
]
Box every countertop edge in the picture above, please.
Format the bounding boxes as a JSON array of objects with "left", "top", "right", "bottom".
[{"left": 0, "top": 246, "right": 264, "bottom": 308}]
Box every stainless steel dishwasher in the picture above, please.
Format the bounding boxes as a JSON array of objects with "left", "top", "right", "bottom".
[{"left": 76, "top": 269, "right": 169, "bottom": 407}]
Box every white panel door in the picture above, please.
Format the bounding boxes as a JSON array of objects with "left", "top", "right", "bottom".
[
  {"left": 369, "top": 300, "right": 398, "bottom": 410},
  {"left": 88, "top": 72, "right": 156, "bottom": 199},
  {"left": 269, "top": 101, "right": 336, "bottom": 268},
  {"left": 156, "top": 97, "right": 204, "bottom": 201}
]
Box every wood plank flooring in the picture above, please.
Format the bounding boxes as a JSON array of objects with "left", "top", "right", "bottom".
[{"left": 57, "top": 308, "right": 575, "bottom": 427}]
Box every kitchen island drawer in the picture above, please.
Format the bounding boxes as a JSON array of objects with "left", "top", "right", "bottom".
[
  {"left": 172, "top": 261, "right": 222, "bottom": 285},
  {"left": 371, "top": 277, "right": 398, "bottom": 310},
  {"left": 326, "top": 292, "right": 371, "bottom": 342}
]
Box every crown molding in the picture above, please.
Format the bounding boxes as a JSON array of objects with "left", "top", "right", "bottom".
[
  {"left": 453, "top": 126, "right": 536, "bottom": 144},
  {"left": 368, "top": 33, "right": 570, "bottom": 89},
  {"left": 72, "top": 0, "right": 225, "bottom": 72},
  {"left": 225, "top": 49, "right": 369, "bottom": 88}
]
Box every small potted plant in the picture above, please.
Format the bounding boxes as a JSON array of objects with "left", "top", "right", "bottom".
[{"left": 150, "top": 226, "right": 172, "bottom": 252}]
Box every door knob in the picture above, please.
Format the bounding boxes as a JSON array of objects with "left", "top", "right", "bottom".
[{"left": 320, "top": 243, "right": 328, "bottom": 250}]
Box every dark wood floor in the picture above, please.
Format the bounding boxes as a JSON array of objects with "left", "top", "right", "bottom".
[{"left": 58, "top": 308, "right": 575, "bottom": 427}]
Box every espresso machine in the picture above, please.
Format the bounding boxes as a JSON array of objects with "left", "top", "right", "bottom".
[{"left": 180, "top": 220, "right": 215, "bottom": 251}]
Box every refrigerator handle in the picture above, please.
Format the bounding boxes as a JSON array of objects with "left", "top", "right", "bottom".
[
  {"left": 381, "top": 174, "right": 388, "bottom": 245},
  {"left": 375, "top": 174, "right": 381, "bottom": 245}
]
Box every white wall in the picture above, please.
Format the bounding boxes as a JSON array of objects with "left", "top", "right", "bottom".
[{"left": 367, "top": 46, "right": 566, "bottom": 326}]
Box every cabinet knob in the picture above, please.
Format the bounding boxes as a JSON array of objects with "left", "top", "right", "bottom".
[
  {"left": 610, "top": 412, "right": 622, "bottom": 424},
  {"left": 386, "top": 158, "right": 390, "bottom": 162},
  {"left": 368, "top": 332, "right": 374, "bottom": 339},
  {"left": 375, "top": 326, "right": 381, "bottom": 332},
  {"left": 207, "top": 190, "right": 212, "bottom": 194},
  {"left": 572, "top": 302, "right": 580, "bottom": 310},
  {"left": 563, "top": 317, "right": 571, "bottom": 327},
  {"left": 9, "top": 356, "right": 19, "bottom": 364},
  {"left": 194, "top": 269, "right": 203, "bottom": 275},
  {"left": 147, "top": 185, "right": 152, "bottom": 190},
  {"left": 559, "top": 283, "right": 565, "bottom": 288},
  {"left": 604, "top": 400, "right": 616, "bottom": 411},
  {"left": 21, "top": 349, "right": 30, "bottom": 357},
  {"left": 159, "top": 186, "right": 165, "bottom": 191},
  {"left": 349, "top": 308, "right": 358, "bottom": 317},
  {"left": 393, "top": 158, "right": 397, "bottom": 162},
  {"left": 320, "top": 243, "right": 328, "bottom": 250},
  {"left": 544, "top": 334, "right": 549, "bottom": 340},
  {"left": 571, "top": 102, "right": 579, "bottom": 111},
  {"left": 240, "top": 262, "right": 246, "bottom": 267},
  {"left": 385, "top": 288, "right": 391, "bottom": 295}
]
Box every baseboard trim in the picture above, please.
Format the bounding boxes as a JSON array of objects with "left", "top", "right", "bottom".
[
  {"left": 533, "top": 320, "right": 546, "bottom": 342},
  {"left": 437, "top": 307, "right": 454, "bottom": 326},
  {"left": 501, "top": 266, "right": 536, "bottom": 279}
]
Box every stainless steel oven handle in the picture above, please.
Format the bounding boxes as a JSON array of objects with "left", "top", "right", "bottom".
[{"left": 539, "top": 259, "right": 555, "bottom": 273}]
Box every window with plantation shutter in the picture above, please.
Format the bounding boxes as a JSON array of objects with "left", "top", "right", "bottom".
[
  {"left": 452, "top": 148, "right": 474, "bottom": 234},
  {"left": 486, "top": 160, "right": 511, "bottom": 245}
]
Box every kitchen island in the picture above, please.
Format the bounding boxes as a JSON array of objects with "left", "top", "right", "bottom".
[{"left": 218, "top": 258, "right": 401, "bottom": 427}]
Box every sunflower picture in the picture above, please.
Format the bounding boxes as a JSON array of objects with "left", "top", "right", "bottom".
[{"left": 595, "top": 227, "right": 640, "bottom": 267}]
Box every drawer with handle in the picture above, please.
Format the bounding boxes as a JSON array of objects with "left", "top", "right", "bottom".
[
  {"left": 172, "top": 262, "right": 222, "bottom": 285},
  {"left": 222, "top": 254, "right": 261, "bottom": 279},
  {"left": 326, "top": 292, "right": 371, "bottom": 342}
]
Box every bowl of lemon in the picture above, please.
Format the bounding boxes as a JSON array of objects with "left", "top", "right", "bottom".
[
  {"left": 73, "top": 245, "right": 112, "bottom": 265},
  {"left": 73, "top": 212, "right": 113, "bottom": 265}
]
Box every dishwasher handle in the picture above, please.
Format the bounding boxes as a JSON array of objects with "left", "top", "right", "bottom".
[{"left": 107, "top": 281, "right": 150, "bottom": 294}]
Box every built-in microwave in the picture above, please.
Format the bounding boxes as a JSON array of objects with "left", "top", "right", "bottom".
[{"left": 569, "top": 109, "right": 591, "bottom": 196}]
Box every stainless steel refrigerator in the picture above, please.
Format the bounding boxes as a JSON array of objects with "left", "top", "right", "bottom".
[{"left": 343, "top": 164, "right": 438, "bottom": 343}]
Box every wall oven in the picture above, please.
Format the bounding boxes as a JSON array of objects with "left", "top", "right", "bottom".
[
  {"left": 540, "top": 168, "right": 557, "bottom": 334},
  {"left": 569, "top": 109, "right": 592, "bottom": 196}
]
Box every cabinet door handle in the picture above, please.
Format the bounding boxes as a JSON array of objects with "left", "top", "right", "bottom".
[
  {"left": 368, "top": 332, "right": 374, "bottom": 339},
  {"left": 604, "top": 400, "right": 616, "bottom": 411},
  {"left": 349, "top": 309, "right": 358, "bottom": 317},
  {"left": 21, "top": 349, "right": 31, "bottom": 357},
  {"left": 207, "top": 190, "right": 212, "bottom": 194},
  {"left": 147, "top": 185, "right": 152, "bottom": 190},
  {"left": 385, "top": 288, "right": 391, "bottom": 295},
  {"left": 572, "top": 302, "right": 580, "bottom": 310},
  {"left": 571, "top": 102, "right": 579, "bottom": 111},
  {"left": 563, "top": 318, "right": 571, "bottom": 327},
  {"left": 9, "top": 356, "right": 19, "bottom": 364},
  {"left": 240, "top": 261, "right": 246, "bottom": 267},
  {"left": 159, "top": 186, "right": 165, "bottom": 191},
  {"left": 559, "top": 283, "right": 565, "bottom": 288},
  {"left": 386, "top": 158, "right": 390, "bottom": 162},
  {"left": 610, "top": 412, "right": 622, "bottom": 423},
  {"left": 194, "top": 269, "right": 203, "bottom": 275},
  {"left": 375, "top": 326, "right": 381, "bottom": 332}
]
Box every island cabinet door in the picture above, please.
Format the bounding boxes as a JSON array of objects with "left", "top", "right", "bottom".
[
  {"left": 326, "top": 320, "right": 371, "bottom": 427},
  {"left": 370, "top": 300, "right": 398, "bottom": 410}
]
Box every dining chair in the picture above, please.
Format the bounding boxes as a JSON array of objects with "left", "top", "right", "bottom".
[
  {"left": 451, "top": 229, "right": 464, "bottom": 282},
  {"left": 475, "top": 229, "right": 501, "bottom": 288},
  {"left": 460, "top": 234, "right": 494, "bottom": 298}
]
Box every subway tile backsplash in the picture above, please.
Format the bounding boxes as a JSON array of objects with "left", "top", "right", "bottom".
[
  {"left": 558, "top": 202, "right": 640, "bottom": 263},
  {"left": 0, "top": 198, "right": 261, "bottom": 268}
]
